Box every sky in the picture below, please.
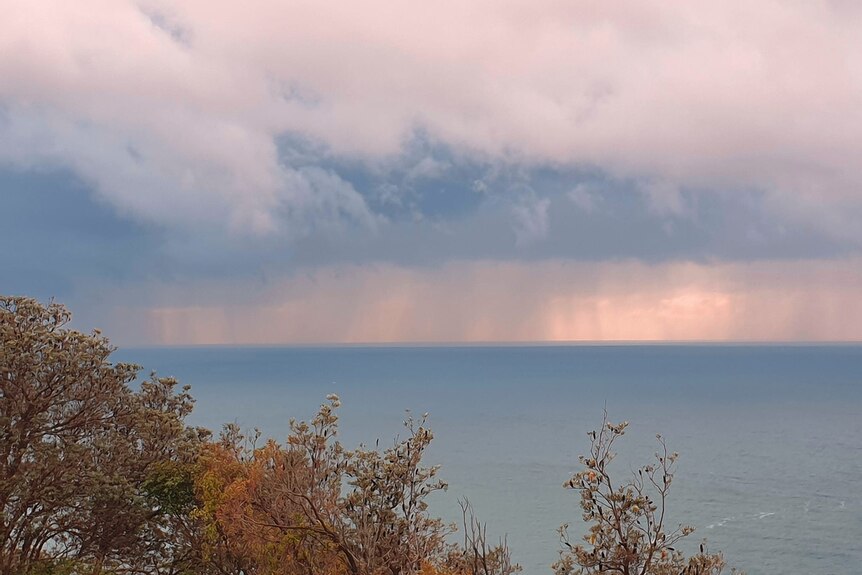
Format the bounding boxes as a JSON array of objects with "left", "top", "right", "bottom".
[{"left": 3, "top": 0, "right": 862, "bottom": 344}]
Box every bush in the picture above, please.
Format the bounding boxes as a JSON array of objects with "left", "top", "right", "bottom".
[
  {"left": 2, "top": 295, "right": 739, "bottom": 575},
  {"left": 193, "top": 396, "right": 520, "bottom": 575},
  {"left": 554, "top": 415, "right": 734, "bottom": 575}
]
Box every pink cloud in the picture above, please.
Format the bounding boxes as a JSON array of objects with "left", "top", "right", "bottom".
[
  {"left": 3, "top": 1, "right": 862, "bottom": 234},
  {"left": 102, "top": 259, "right": 862, "bottom": 345}
]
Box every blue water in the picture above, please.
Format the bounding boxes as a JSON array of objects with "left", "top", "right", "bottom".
[{"left": 115, "top": 345, "right": 862, "bottom": 574}]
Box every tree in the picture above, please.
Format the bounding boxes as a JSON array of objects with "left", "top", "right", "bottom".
[
  {"left": 195, "top": 396, "right": 453, "bottom": 575},
  {"left": 553, "top": 415, "right": 732, "bottom": 575},
  {"left": 193, "top": 396, "right": 519, "bottom": 575},
  {"left": 0, "top": 296, "right": 207, "bottom": 574},
  {"left": 3, "top": 295, "right": 741, "bottom": 575}
]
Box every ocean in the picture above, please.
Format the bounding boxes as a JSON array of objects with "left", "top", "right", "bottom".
[{"left": 115, "top": 345, "right": 862, "bottom": 575}]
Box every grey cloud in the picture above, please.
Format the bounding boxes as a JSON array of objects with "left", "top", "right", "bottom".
[
  {"left": 510, "top": 191, "right": 551, "bottom": 247},
  {"left": 641, "top": 181, "right": 688, "bottom": 217},
  {"left": 140, "top": 6, "right": 193, "bottom": 47},
  {"left": 567, "top": 184, "right": 598, "bottom": 214},
  {"left": 5, "top": 0, "right": 862, "bottom": 251},
  {"left": 0, "top": 167, "right": 160, "bottom": 298},
  {"left": 0, "top": 106, "right": 379, "bottom": 242},
  {"left": 4, "top": 152, "right": 862, "bottom": 344},
  {"left": 3, "top": 133, "right": 862, "bottom": 331}
]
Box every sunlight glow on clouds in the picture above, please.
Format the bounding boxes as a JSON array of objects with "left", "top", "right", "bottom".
[
  {"left": 3, "top": 1, "right": 862, "bottom": 343},
  {"left": 3, "top": 0, "right": 862, "bottom": 237},
  {"left": 102, "top": 259, "right": 862, "bottom": 345}
]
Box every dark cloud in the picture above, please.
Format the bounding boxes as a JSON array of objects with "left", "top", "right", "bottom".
[
  {"left": 1, "top": 144, "right": 855, "bottom": 303},
  {"left": 139, "top": 6, "right": 194, "bottom": 47},
  {"left": 2, "top": 151, "right": 860, "bottom": 343},
  {"left": 0, "top": 167, "right": 160, "bottom": 297}
]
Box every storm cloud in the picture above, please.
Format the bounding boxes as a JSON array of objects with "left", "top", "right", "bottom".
[{"left": 3, "top": 0, "right": 862, "bottom": 343}]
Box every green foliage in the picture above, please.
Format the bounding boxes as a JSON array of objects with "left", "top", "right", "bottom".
[
  {"left": 142, "top": 460, "right": 197, "bottom": 515},
  {"left": 19, "top": 559, "right": 81, "bottom": 575}
]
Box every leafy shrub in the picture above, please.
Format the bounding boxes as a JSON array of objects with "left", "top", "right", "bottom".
[
  {"left": 554, "top": 415, "right": 735, "bottom": 575},
  {"left": 194, "top": 396, "right": 519, "bottom": 575}
]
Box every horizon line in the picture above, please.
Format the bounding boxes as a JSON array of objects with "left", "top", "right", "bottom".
[{"left": 119, "top": 340, "right": 862, "bottom": 350}]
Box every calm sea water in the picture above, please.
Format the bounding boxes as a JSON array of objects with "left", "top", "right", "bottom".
[{"left": 116, "top": 345, "right": 862, "bottom": 575}]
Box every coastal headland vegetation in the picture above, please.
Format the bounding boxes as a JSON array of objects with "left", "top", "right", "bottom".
[{"left": 1, "top": 296, "right": 737, "bottom": 575}]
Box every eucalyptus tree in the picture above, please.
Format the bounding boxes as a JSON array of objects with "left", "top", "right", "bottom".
[{"left": 0, "top": 296, "right": 207, "bottom": 574}]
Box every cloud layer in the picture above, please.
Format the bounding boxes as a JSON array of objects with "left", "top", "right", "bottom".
[
  {"left": 4, "top": 0, "right": 862, "bottom": 236},
  {"left": 97, "top": 259, "right": 862, "bottom": 345},
  {"left": 3, "top": 1, "right": 862, "bottom": 343}
]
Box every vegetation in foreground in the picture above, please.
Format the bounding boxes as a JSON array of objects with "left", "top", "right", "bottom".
[{"left": 0, "top": 296, "right": 737, "bottom": 575}]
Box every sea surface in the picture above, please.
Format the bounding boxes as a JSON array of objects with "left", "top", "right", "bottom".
[{"left": 115, "top": 345, "right": 862, "bottom": 575}]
